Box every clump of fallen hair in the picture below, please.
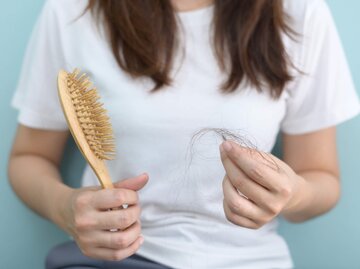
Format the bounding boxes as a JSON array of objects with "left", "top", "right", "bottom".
[{"left": 188, "top": 127, "right": 279, "bottom": 171}]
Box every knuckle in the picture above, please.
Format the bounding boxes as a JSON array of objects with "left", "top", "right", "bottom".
[
  {"left": 263, "top": 214, "right": 273, "bottom": 223},
  {"left": 250, "top": 222, "right": 263, "bottom": 230},
  {"left": 279, "top": 185, "right": 292, "bottom": 198},
  {"left": 225, "top": 210, "right": 233, "bottom": 223},
  {"left": 135, "top": 220, "right": 142, "bottom": 230},
  {"left": 222, "top": 176, "right": 233, "bottom": 189},
  {"left": 74, "top": 216, "right": 93, "bottom": 231},
  {"left": 118, "top": 212, "right": 132, "bottom": 228},
  {"left": 224, "top": 207, "right": 255, "bottom": 229},
  {"left": 228, "top": 198, "right": 243, "bottom": 213},
  {"left": 257, "top": 193, "right": 268, "bottom": 206},
  {"left": 227, "top": 216, "right": 240, "bottom": 227},
  {"left": 267, "top": 202, "right": 282, "bottom": 215},
  {"left": 227, "top": 215, "right": 254, "bottom": 229},
  {"left": 256, "top": 215, "right": 271, "bottom": 226},
  {"left": 74, "top": 193, "right": 90, "bottom": 210},
  {"left": 111, "top": 251, "right": 124, "bottom": 261},
  {"left": 224, "top": 208, "right": 238, "bottom": 225},
  {"left": 132, "top": 239, "right": 142, "bottom": 252},
  {"left": 113, "top": 190, "right": 126, "bottom": 205},
  {"left": 223, "top": 202, "right": 233, "bottom": 220},
  {"left": 115, "top": 234, "right": 130, "bottom": 248},
  {"left": 248, "top": 167, "right": 264, "bottom": 181},
  {"left": 233, "top": 177, "right": 244, "bottom": 189}
]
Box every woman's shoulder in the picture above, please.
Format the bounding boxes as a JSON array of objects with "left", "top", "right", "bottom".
[
  {"left": 284, "top": 0, "right": 330, "bottom": 32},
  {"left": 42, "top": 0, "right": 89, "bottom": 23}
]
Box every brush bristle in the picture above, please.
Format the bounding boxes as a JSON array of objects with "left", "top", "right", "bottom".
[{"left": 66, "top": 69, "right": 116, "bottom": 160}]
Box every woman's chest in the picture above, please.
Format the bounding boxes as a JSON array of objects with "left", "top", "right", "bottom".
[{"left": 65, "top": 22, "right": 288, "bottom": 152}]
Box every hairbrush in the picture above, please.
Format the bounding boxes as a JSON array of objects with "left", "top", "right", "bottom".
[{"left": 57, "top": 69, "right": 115, "bottom": 189}]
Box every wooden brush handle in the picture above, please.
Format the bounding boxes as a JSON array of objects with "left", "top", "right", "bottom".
[{"left": 91, "top": 159, "right": 114, "bottom": 189}]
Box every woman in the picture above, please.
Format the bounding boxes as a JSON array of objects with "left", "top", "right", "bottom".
[{"left": 8, "top": 0, "right": 359, "bottom": 268}]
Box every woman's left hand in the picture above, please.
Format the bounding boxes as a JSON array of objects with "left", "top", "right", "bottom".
[{"left": 220, "top": 140, "right": 307, "bottom": 229}]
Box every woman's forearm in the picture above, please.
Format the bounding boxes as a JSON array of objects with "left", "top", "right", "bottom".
[
  {"left": 282, "top": 171, "right": 340, "bottom": 223},
  {"left": 8, "top": 154, "right": 73, "bottom": 230}
]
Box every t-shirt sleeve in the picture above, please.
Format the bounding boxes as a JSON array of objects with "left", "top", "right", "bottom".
[
  {"left": 280, "top": 0, "right": 360, "bottom": 135},
  {"left": 11, "top": 0, "right": 69, "bottom": 130}
]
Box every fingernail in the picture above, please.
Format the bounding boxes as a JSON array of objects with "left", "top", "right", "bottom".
[
  {"left": 222, "top": 141, "right": 232, "bottom": 152},
  {"left": 139, "top": 236, "right": 144, "bottom": 245},
  {"left": 139, "top": 173, "right": 147, "bottom": 178}
]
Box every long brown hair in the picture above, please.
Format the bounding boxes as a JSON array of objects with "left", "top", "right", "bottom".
[{"left": 87, "top": 0, "right": 294, "bottom": 98}]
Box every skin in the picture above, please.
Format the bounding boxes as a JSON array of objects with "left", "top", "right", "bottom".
[
  {"left": 8, "top": 125, "right": 148, "bottom": 261},
  {"left": 7, "top": 122, "right": 340, "bottom": 261},
  {"left": 171, "top": 0, "right": 214, "bottom": 12},
  {"left": 220, "top": 127, "right": 339, "bottom": 228},
  {"left": 8, "top": 0, "right": 340, "bottom": 262}
]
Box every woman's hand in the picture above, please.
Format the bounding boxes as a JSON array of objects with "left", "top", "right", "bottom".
[
  {"left": 220, "top": 140, "right": 307, "bottom": 229},
  {"left": 59, "top": 173, "right": 149, "bottom": 261}
]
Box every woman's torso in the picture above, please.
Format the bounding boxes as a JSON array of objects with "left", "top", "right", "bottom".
[{"left": 29, "top": 0, "right": 331, "bottom": 268}]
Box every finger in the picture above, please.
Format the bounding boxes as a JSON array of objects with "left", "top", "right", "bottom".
[
  {"left": 223, "top": 177, "right": 267, "bottom": 222},
  {"left": 222, "top": 141, "right": 279, "bottom": 171},
  {"left": 95, "top": 205, "right": 141, "bottom": 230},
  {"left": 223, "top": 201, "right": 259, "bottom": 229},
  {"left": 114, "top": 173, "right": 149, "bottom": 191},
  {"left": 96, "top": 221, "right": 142, "bottom": 249},
  {"left": 91, "top": 188, "right": 139, "bottom": 210},
  {"left": 86, "top": 235, "right": 144, "bottom": 261},
  {"left": 221, "top": 157, "right": 274, "bottom": 209},
  {"left": 220, "top": 141, "right": 282, "bottom": 191}
]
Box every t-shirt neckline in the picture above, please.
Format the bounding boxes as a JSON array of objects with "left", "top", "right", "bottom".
[{"left": 176, "top": 4, "right": 214, "bottom": 26}]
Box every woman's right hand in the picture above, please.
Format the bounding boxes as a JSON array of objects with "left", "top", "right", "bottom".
[{"left": 59, "top": 173, "right": 149, "bottom": 261}]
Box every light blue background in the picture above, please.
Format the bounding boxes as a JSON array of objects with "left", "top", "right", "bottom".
[{"left": 1, "top": 1, "right": 359, "bottom": 268}]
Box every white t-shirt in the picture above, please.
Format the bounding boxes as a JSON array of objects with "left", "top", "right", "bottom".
[{"left": 12, "top": 0, "right": 359, "bottom": 268}]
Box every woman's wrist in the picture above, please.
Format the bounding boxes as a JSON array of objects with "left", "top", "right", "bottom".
[
  {"left": 281, "top": 174, "right": 313, "bottom": 221},
  {"left": 283, "top": 170, "right": 340, "bottom": 222},
  {"left": 49, "top": 183, "right": 75, "bottom": 233}
]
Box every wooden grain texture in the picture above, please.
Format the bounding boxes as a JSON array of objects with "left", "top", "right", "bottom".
[{"left": 57, "top": 70, "right": 114, "bottom": 189}]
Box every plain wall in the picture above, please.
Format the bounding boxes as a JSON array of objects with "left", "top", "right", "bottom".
[{"left": 1, "top": 1, "right": 359, "bottom": 268}]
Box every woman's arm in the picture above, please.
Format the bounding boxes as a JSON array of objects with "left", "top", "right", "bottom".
[
  {"left": 8, "top": 124, "right": 147, "bottom": 260},
  {"left": 219, "top": 127, "right": 340, "bottom": 228},
  {"left": 281, "top": 127, "right": 340, "bottom": 222},
  {"left": 8, "top": 124, "right": 72, "bottom": 227}
]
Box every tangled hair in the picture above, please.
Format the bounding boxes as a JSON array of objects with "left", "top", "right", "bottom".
[
  {"left": 87, "top": 0, "right": 295, "bottom": 98},
  {"left": 188, "top": 128, "right": 280, "bottom": 170}
]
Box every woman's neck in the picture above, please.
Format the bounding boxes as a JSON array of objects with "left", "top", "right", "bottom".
[{"left": 171, "top": 0, "right": 214, "bottom": 12}]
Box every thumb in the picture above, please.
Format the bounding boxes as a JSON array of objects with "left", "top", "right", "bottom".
[
  {"left": 219, "top": 140, "right": 249, "bottom": 161},
  {"left": 219, "top": 141, "right": 235, "bottom": 162},
  {"left": 114, "top": 173, "right": 149, "bottom": 191}
]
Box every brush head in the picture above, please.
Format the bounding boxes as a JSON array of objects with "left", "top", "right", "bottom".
[{"left": 59, "top": 69, "right": 116, "bottom": 161}]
